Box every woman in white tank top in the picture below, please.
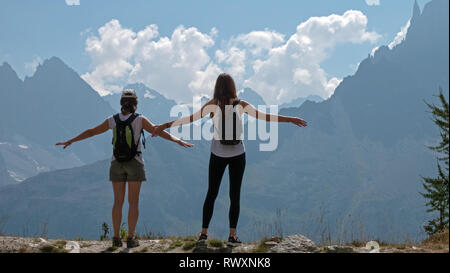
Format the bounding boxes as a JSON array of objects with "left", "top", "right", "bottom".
[
  {"left": 154, "top": 73, "right": 307, "bottom": 245},
  {"left": 210, "top": 97, "right": 245, "bottom": 158}
]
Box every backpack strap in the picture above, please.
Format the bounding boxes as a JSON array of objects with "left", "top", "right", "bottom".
[
  {"left": 127, "top": 113, "right": 147, "bottom": 150},
  {"left": 221, "top": 100, "right": 241, "bottom": 141},
  {"left": 113, "top": 113, "right": 121, "bottom": 125},
  {"left": 124, "top": 113, "right": 147, "bottom": 150},
  {"left": 222, "top": 106, "right": 226, "bottom": 141},
  {"left": 124, "top": 113, "right": 139, "bottom": 126},
  {"left": 113, "top": 113, "right": 139, "bottom": 126},
  {"left": 112, "top": 114, "right": 120, "bottom": 145},
  {"left": 232, "top": 100, "right": 240, "bottom": 141},
  {"left": 141, "top": 130, "right": 146, "bottom": 149}
]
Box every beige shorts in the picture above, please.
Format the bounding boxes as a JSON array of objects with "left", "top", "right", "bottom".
[{"left": 109, "top": 159, "right": 147, "bottom": 182}]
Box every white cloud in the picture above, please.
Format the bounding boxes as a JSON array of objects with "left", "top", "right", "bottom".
[
  {"left": 65, "top": 0, "right": 80, "bottom": 6},
  {"left": 24, "top": 56, "right": 42, "bottom": 75},
  {"left": 233, "top": 30, "right": 285, "bottom": 56},
  {"left": 215, "top": 47, "right": 246, "bottom": 82},
  {"left": 83, "top": 10, "right": 380, "bottom": 104},
  {"left": 293, "top": 69, "right": 312, "bottom": 85},
  {"left": 189, "top": 63, "right": 222, "bottom": 97},
  {"left": 365, "top": 0, "right": 380, "bottom": 6},
  {"left": 244, "top": 10, "right": 380, "bottom": 104},
  {"left": 388, "top": 20, "right": 410, "bottom": 49},
  {"left": 80, "top": 28, "right": 91, "bottom": 37},
  {"left": 82, "top": 20, "right": 215, "bottom": 100},
  {"left": 209, "top": 27, "right": 218, "bottom": 38},
  {"left": 325, "top": 77, "right": 342, "bottom": 95}
]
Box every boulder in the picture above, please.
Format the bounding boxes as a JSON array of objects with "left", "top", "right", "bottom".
[
  {"left": 64, "top": 241, "right": 80, "bottom": 253},
  {"left": 322, "top": 245, "right": 356, "bottom": 253},
  {"left": 269, "top": 235, "right": 319, "bottom": 253}
]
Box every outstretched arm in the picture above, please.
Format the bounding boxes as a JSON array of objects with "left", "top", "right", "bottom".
[
  {"left": 153, "top": 99, "right": 216, "bottom": 137},
  {"left": 142, "top": 117, "right": 194, "bottom": 147},
  {"left": 56, "top": 120, "right": 110, "bottom": 149},
  {"left": 241, "top": 100, "right": 307, "bottom": 127}
]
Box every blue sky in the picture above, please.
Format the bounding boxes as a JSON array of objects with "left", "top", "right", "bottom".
[{"left": 0, "top": 0, "right": 430, "bottom": 104}]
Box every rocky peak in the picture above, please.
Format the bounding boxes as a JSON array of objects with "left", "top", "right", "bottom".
[
  {"left": 0, "top": 62, "right": 21, "bottom": 83},
  {"left": 411, "top": 0, "right": 421, "bottom": 26}
]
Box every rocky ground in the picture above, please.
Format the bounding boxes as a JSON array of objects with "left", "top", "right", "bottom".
[{"left": 0, "top": 232, "right": 448, "bottom": 253}]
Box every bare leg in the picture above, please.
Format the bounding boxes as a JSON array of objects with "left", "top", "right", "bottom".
[
  {"left": 112, "top": 182, "right": 126, "bottom": 238},
  {"left": 229, "top": 228, "right": 236, "bottom": 237},
  {"left": 201, "top": 228, "right": 208, "bottom": 235},
  {"left": 127, "top": 181, "right": 142, "bottom": 238}
]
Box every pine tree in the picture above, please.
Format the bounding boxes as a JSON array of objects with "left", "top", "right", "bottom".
[{"left": 421, "top": 88, "right": 449, "bottom": 235}]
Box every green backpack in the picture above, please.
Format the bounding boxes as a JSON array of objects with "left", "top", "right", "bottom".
[{"left": 112, "top": 113, "right": 146, "bottom": 162}]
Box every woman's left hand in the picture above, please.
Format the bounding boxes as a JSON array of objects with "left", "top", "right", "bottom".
[{"left": 291, "top": 117, "right": 307, "bottom": 127}]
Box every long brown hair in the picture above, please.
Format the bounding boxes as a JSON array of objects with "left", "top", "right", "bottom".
[
  {"left": 213, "top": 73, "right": 237, "bottom": 111},
  {"left": 120, "top": 97, "right": 138, "bottom": 115}
]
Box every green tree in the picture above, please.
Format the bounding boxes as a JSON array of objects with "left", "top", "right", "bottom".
[{"left": 421, "top": 88, "right": 449, "bottom": 235}]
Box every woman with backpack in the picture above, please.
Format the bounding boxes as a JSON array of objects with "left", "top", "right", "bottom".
[
  {"left": 152, "top": 73, "right": 307, "bottom": 245},
  {"left": 56, "top": 89, "right": 193, "bottom": 248}
]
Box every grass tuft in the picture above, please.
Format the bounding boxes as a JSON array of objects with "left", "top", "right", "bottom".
[
  {"left": 183, "top": 235, "right": 197, "bottom": 242},
  {"left": 19, "top": 248, "right": 31, "bottom": 253},
  {"left": 135, "top": 247, "right": 149, "bottom": 253},
  {"left": 168, "top": 240, "right": 184, "bottom": 250},
  {"left": 422, "top": 229, "right": 449, "bottom": 245},
  {"left": 183, "top": 241, "right": 197, "bottom": 251},
  {"left": 40, "top": 244, "right": 68, "bottom": 253},
  {"left": 254, "top": 238, "right": 271, "bottom": 253},
  {"left": 103, "top": 246, "right": 119, "bottom": 252},
  {"left": 207, "top": 239, "right": 224, "bottom": 248}
]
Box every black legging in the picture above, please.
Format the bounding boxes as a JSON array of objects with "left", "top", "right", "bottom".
[{"left": 202, "top": 152, "right": 246, "bottom": 229}]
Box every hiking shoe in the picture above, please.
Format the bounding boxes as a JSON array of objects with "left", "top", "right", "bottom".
[
  {"left": 227, "top": 235, "right": 242, "bottom": 246},
  {"left": 198, "top": 233, "right": 208, "bottom": 241},
  {"left": 126, "top": 236, "right": 140, "bottom": 248},
  {"left": 196, "top": 233, "right": 208, "bottom": 249},
  {"left": 112, "top": 237, "right": 123, "bottom": 247}
]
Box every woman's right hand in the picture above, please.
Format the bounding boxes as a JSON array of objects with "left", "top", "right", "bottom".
[
  {"left": 177, "top": 139, "right": 194, "bottom": 148},
  {"left": 291, "top": 117, "right": 308, "bottom": 127},
  {"left": 56, "top": 140, "right": 73, "bottom": 149}
]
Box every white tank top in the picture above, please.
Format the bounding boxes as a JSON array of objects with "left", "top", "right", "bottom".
[{"left": 211, "top": 102, "right": 245, "bottom": 158}]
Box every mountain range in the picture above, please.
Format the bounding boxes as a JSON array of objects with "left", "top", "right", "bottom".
[
  {"left": 0, "top": 63, "right": 315, "bottom": 185},
  {"left": 0, "top": 0, "right": 448, "bottom": 242},
  {"left": 0, "top": 57, "right": 115, "bottom": 185},
  {"left": 280, "top": 95, "right": 324, "bottom": 109},
  {"left": 102, "top": 83, "right": 177, "bottom": 125}
]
